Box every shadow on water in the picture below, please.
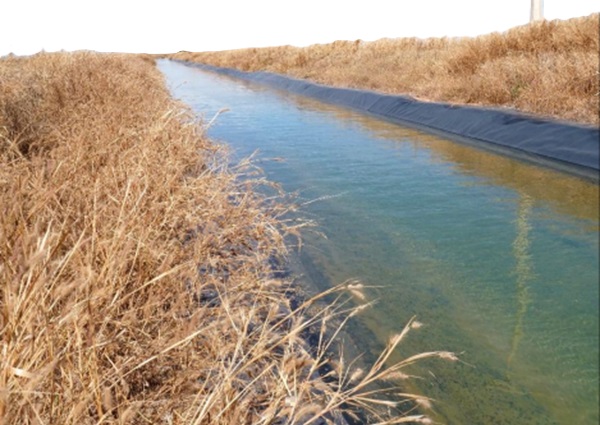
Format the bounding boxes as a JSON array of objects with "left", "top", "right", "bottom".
[{"left": 159, "top": 60, "right": 599, "bottom": 425}]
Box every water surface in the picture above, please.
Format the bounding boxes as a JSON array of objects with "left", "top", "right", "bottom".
[{"left": 159, "top": 60, "right": 599, "bottom": 425}]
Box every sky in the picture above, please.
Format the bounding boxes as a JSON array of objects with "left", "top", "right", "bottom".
[{"left": 0, "top": 0, "right": 598, "bottom": 56}]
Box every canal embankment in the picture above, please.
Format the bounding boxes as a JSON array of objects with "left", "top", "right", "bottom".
[
  {"left": 172, "top": 59, "right": 600, "bottom": 183},
  {"left": 170, "top": 14, "right": 599, "bottom": 127}
]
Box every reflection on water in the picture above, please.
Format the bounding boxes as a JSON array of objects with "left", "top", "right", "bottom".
[
  {"left": 291, "top": 94, "right": 600, "bottom": 224},
  {"left": 159, "top": 60, "right": 599, "bottom": 425},
  {"left": 507, "top": 193, "right": 534, "bottom": 374}
]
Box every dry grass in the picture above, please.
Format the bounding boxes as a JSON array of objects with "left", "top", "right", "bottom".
[
  {"left": 171, "top": 14, "right": 599, "bottom": 125},
  {"left": 0, "top": 52, "right": 451, "bottom": 424}
]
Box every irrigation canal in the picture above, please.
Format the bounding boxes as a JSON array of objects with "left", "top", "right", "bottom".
[{"left": 159, "top": 59, "right": 599, "bottom": 425}]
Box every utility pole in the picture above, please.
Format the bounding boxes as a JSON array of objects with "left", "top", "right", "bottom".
[{"left": 530, "top": 0, "right": 544, "bottom": 22}]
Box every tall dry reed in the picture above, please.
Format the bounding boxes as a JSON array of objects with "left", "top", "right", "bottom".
[
  {"left": 0, "top": 52, "right": 451, "bottom": 424},
  {"left": 171, "top": 14, "right": 599, "bottom": 125}
]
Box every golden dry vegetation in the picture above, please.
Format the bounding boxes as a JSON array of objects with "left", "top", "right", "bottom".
[
  {"left": 171, "top": 14, "right": 599, "bottom": 125},
  {"left": 0, "top": 52, "right": 452, "bottom": 424}
]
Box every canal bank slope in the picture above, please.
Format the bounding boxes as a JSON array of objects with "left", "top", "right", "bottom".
[
  {"left": 171, "top": 59, "right": 600, "bottom": 182},
  {"left": 171, "top": 14, "right": 599, "bottom": 126}
]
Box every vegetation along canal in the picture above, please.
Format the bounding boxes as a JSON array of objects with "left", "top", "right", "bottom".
[{"left": 159, "top": 59, "right": 599, "bottom": 425}]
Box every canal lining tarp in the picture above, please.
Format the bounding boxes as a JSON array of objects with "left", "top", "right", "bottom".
[{"left": 176, "top": 60, "right": 600, "bottom": 181}]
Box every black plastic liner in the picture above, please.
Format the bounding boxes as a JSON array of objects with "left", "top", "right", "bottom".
[{"left": 175, "top": 60, "right": 599, "bottom": 182}]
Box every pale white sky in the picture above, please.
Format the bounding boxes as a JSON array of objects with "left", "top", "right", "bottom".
[{"left": 0, "top": 0, "right": 598, "bottom": 56}]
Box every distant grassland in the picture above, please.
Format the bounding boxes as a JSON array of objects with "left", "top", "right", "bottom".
[
  {"left": 0, "top": 52, "right": 451, "bottom": 424},
  {"left": 172, "top": 14, "right": 599, "bottom": 126}
]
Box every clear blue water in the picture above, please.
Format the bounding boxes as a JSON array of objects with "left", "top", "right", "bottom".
[{"left": 159, "top": 60, "right": 599, "bottom": 425}]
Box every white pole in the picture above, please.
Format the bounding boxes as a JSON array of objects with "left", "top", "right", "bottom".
[{"left": 530, "top": 0, "right": 544, "bottom": 22}]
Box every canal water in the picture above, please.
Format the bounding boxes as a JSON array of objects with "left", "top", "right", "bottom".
[{"left": 158, "top": 60, "right": 599, "bottom": 425}]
